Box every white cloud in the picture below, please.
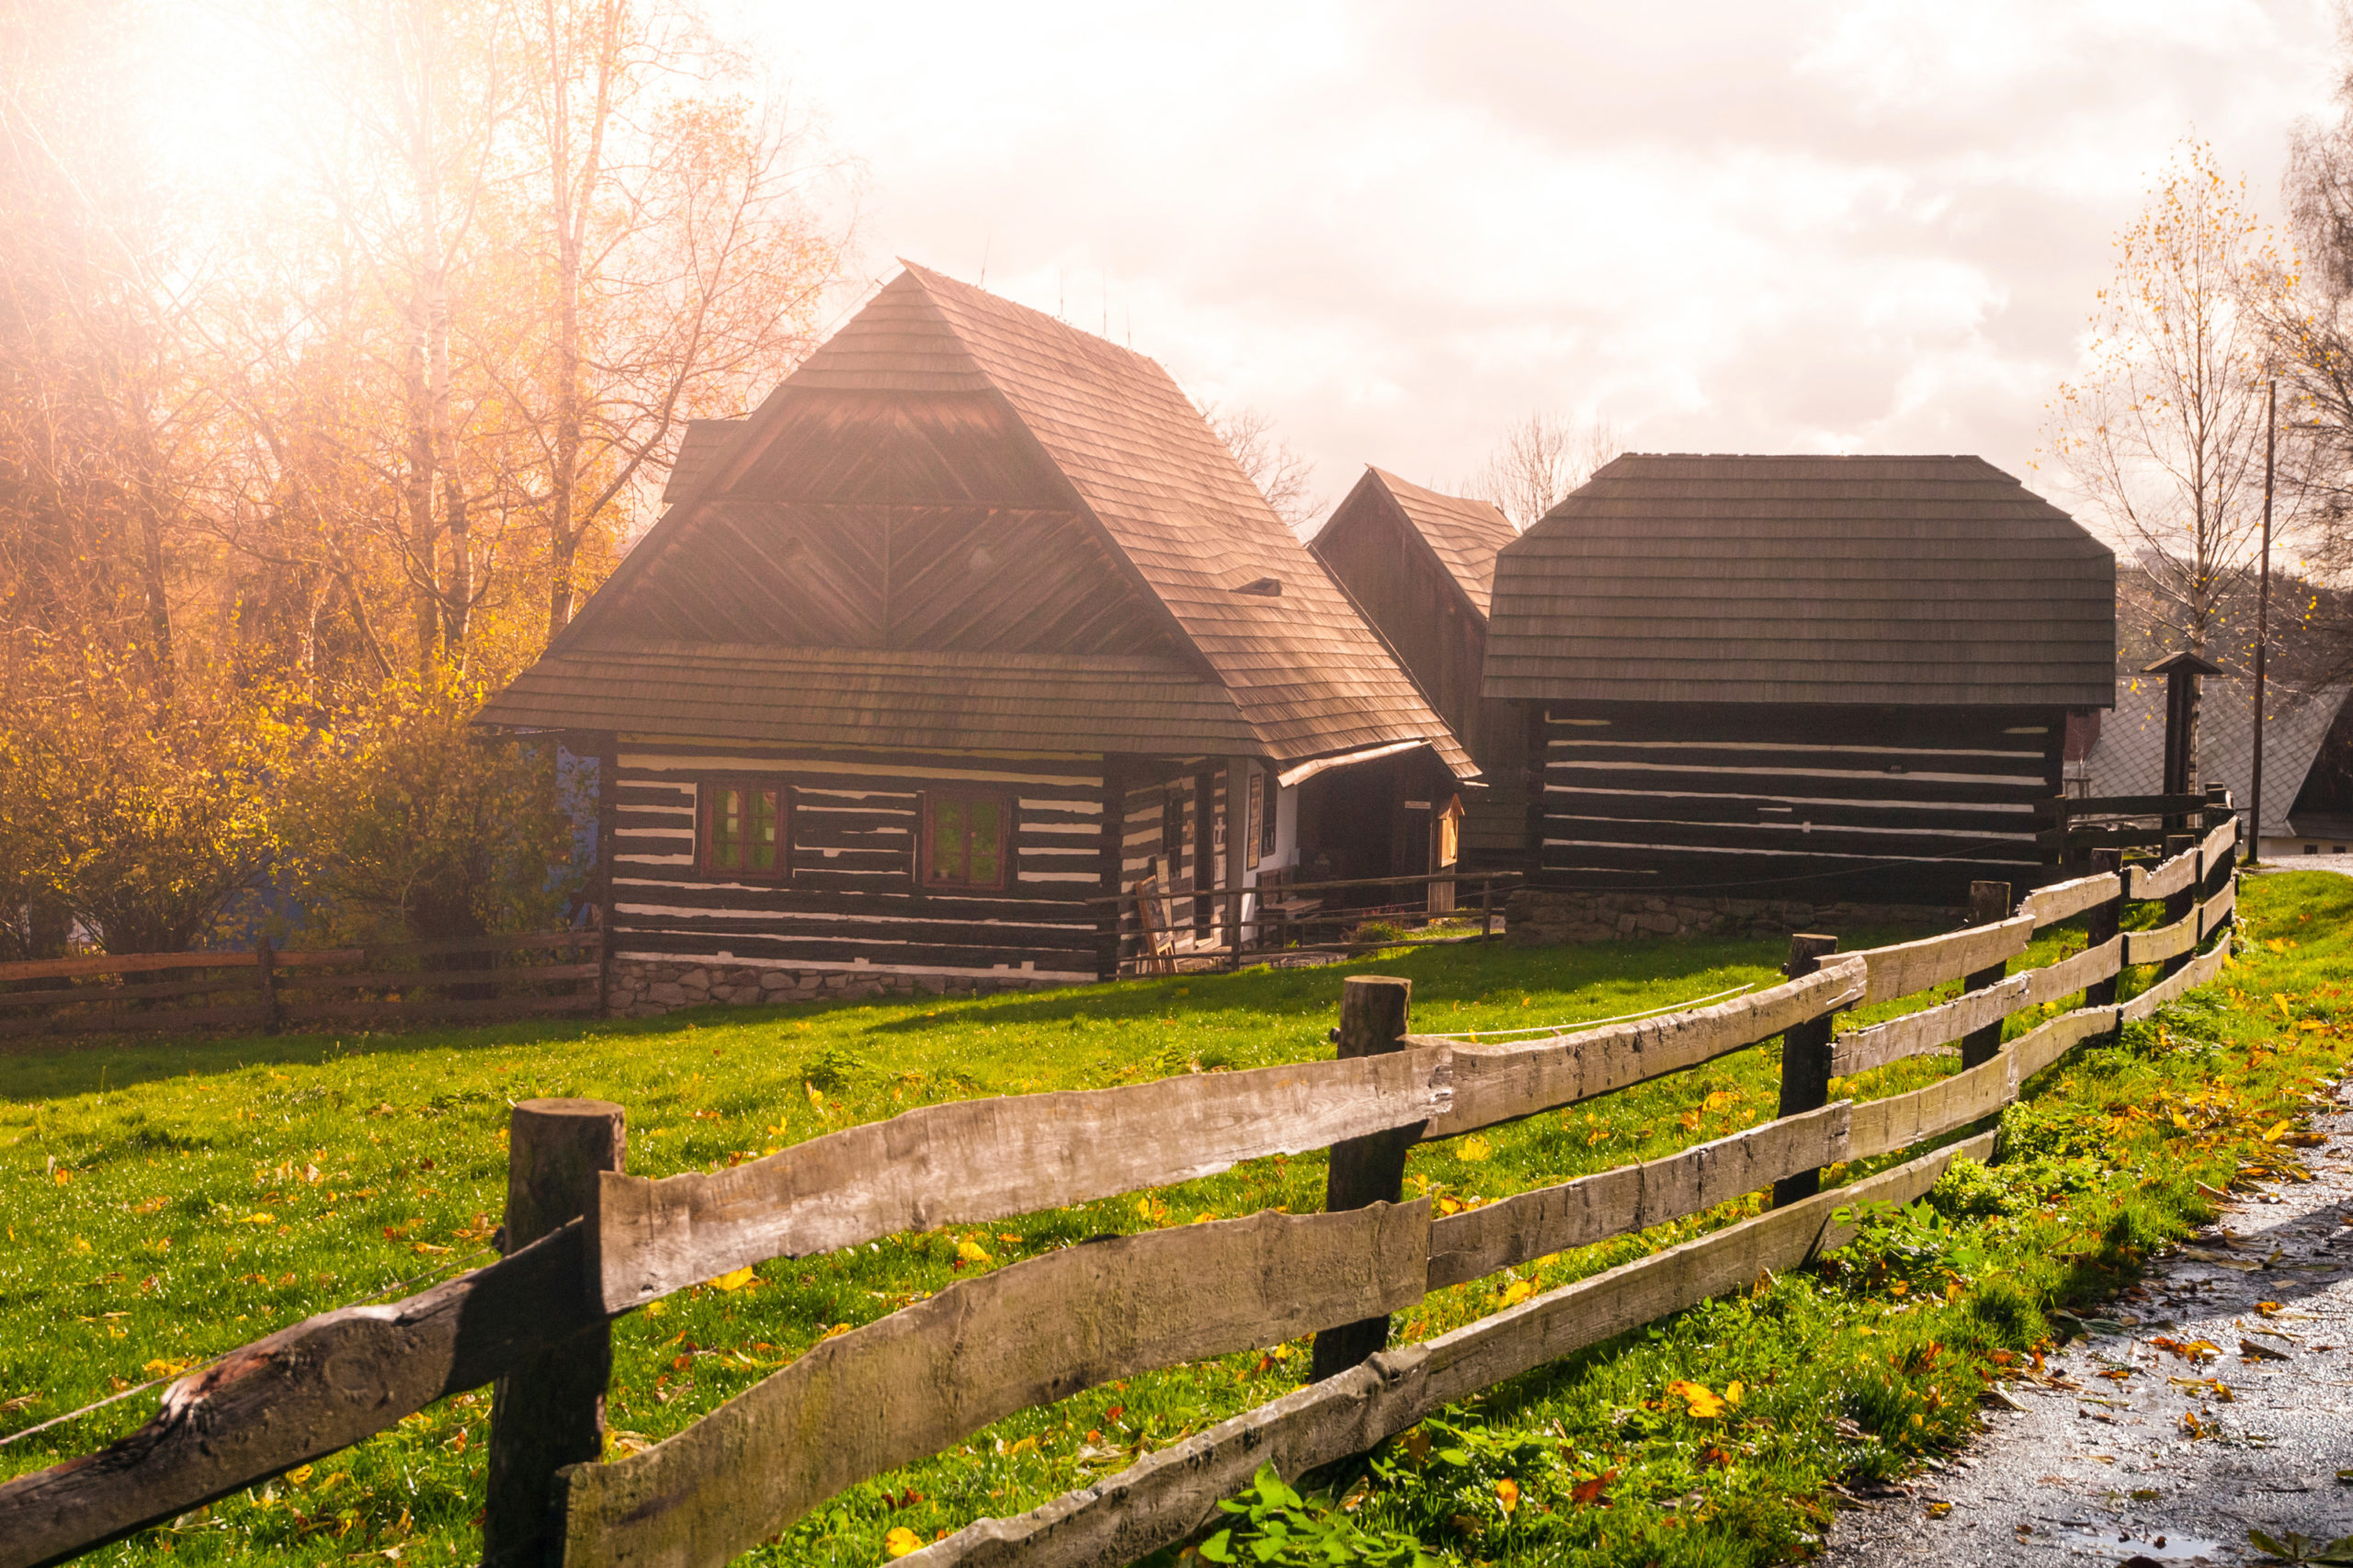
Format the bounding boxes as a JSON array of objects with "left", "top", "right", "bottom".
[{"left": 733, "top": 0, "right": 2339, "bottom": 518}]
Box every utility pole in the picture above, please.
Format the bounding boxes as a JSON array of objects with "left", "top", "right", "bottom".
[{"left": 2249, "top": 379, "right": 2275, "bottom": 866}]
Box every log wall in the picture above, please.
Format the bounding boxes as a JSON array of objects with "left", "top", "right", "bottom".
[
  {"left": 1529, "top": 701, "right": 2067, "bottom": 903},
  {"left": 609, "top": 741, "right": 1114, "bottom": 983}
]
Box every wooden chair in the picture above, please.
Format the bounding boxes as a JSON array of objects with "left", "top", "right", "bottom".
[{"left": 1131, "top": 876, "right": 1177, "bottom": 975}]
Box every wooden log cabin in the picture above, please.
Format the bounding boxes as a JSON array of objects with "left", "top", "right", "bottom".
[
  {"left": 1309, "top": 469, "right": 1529, "bottom": 873},
  {"left": 1483, "top": 455, "right": 2115, "bottom": 906},
  {"left": 479, "top": 264, "right": 1472, "bottom": 1008}
]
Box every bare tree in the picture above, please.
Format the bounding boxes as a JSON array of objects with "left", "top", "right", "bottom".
[
  {"left": 1211, "top": 404, "right": 1322, "bottom": 532},
  {"left": 2276, "top": 28, "right": 2353, "bottom": 679},
  {"left": 515, "top": 0, "right": 849, "bottom": 638},
  {"left": 2049, "top": 140, "right": 2287, "bottom": 664},
  {"left": 1471, "top": 410, "right": 1620, "bottom": 530}
]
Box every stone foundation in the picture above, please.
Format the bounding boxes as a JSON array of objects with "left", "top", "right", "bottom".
[
  {"left": 1505, "top": 888, "right": 1959, "bottom": 946},
  {"left": 602, "top": 957, "right": 1070, "bottom": 1017}
]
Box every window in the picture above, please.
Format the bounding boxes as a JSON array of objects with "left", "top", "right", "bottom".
[
  {"left": 923, "top": 790, "right": 1009, "bottom": 889},
  {"left": 700, "top": 781, "right": 787, "bottom": 879}
]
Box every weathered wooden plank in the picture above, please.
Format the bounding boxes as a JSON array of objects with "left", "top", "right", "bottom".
[
  {"left": 2124, "top": 910, "right": 2198, "bottom": 967},
  {"left": 902, "top": 1134, "right": 1995, "bottom": 1568},
  {"left": 2020, "top": 937, "right": 2123, "bottom": 1008},
  {"left": 2043, "top": 790, "right": 2206, "bottom": 819},
  {"left": 2125, "top": 850, "right": 2198, "bottom": 901},
  {"left": 1828, "top": 974, "right": 2031, "bottom": 1077},
  {"left": 2007, "top": 1005, "right": 2118, "bottom": 1082},
  {"left": 0, "top": 1005, "right": 276, "bottom": 1040},
  {"left": 1538, "top": 814, "right": 2037, "bottom": 863},
  {"left": 279, "top": 993, "right": 599, "bottom": 1026},
  {"left": 0, "top": 1224, "right": 602, "bottom": 1568},
  {"left": 2200, "top": 814, "right": 2239, "bottom": 869},
  {"left": 1853, "top": 916, "right": 2033, "bottom": 1006},
  {"left": 1846, "top": 1053, "right": 2015, "bottom": 1161},
  {"left": 272, "top": 962, "right": 602, "bottom": 992},
  {"left": 590, "top": 1051, "right": 1453, "bottom": 1313},
  {"left": 1426, "top": 1103, "right": 1852, "bottom": 1290},
  {"left": 2019, "top": 872, "right": 2120, "bottom": 928},
  {"left": 0, "top": 973, "right": 258, "bottom": 1010},
  {"left": 2119, "top": 939, "right": 2231, "bottom": 1024},
  {"left": 360, "top": 930, "right": 600, "bottom": 961},
  {"left": 2200, "top": 878, "right": 2237, "bottom": 937},
  {"left": 554, "top": 1203, "right": 1430, "bottom": 1568},
  {"left": 267, "top": 948, "right": 370, "bottom": 969},
  {"left": 1414, "top": 960, "right": 1864, "bottom": 1141},
  {"left": 0, "top": 949, "right": 257, "bottom": 983}
]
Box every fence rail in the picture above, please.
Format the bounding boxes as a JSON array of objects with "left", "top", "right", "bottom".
[
  {"left": 1099, "top": 869, "right": 1524, "bottom": 975},
  {"left": 0, "top": 930, "right": 602, "bottom": 1039},
  {"left": 0, "top": 819, "right": 2244, "bottom": 1568}
]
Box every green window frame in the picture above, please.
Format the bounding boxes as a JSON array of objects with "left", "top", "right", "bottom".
[
  {"left": 920, "top": 790, "right": 1009, "bottom": 891},
  {"left": 699, "top": 780, "right": 787, "bottom": 881}
]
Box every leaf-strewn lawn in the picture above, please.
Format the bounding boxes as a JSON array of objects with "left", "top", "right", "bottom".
[{"left": 3, "top": 879, "right": 2345, "bottom": 1567}]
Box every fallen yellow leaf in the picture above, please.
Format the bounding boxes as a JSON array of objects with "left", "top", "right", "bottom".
[
  {"left": 1497, "top": 1278, "right": 1536, "bottom": 1310},
  {"left": 883, "top": 1525, "right": 923, "bottom": 1558},
  {"left": 1495, "top": 1477, "right": 1520, "bottom": 1517},
  {"left": 707, "top": 1267, "right": 757, "bottom": 1292},
  {"left": 1666, "top": 1380, "right": 1726, "bottom": 1419},
  {"left": 142, "top": 1358, "right": 191, "bottom": 1379},
  {"left": 1458, "top": 1136, "right": 1493, "bottom": 1163},
  {"left": 241, "top": 1213, "right": 275, "bottom": 1226},
  {"left": 956, "top": 1240, "right": 993, "bottom": 1265}
]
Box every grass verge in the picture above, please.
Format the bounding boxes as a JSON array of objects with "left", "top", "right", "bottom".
[{"left": 0, "top": 880, "right": 2342, "bottom": 1566}]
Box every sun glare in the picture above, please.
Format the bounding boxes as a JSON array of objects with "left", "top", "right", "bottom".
[{"left": 134, "top": 6, "right": 295, "bottom": 197}]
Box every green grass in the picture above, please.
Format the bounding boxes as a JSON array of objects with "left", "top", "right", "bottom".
[{"left": 1, "top": 883, "right": 2342, "bottom": 1567}]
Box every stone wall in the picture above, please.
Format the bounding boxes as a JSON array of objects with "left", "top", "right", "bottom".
[
  {"left": 1506, "top": 888, "right": 1960, "bottom": 946},
  {"left": 603, "top": 958, "right": 1066, "bottom": 1017}
]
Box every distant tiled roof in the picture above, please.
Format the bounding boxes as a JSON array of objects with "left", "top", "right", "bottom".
[
  {"left": 484, "top": 642, "right": 1261, "bottom": 755},
  {"left": 1362, "top": 469, "right": 1517, "bottom": 620},
  {"left": 2083, "top": 676, "right": 2349, "bottom": 835},
  {"left": 659, "top": 418, "right": 747, "bottom": 506},
  {"left": 1483, "top": 454, "right": 2116, "bottom": 707}
]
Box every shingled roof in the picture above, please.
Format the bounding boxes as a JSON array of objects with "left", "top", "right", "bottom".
[
  {"left": 1333, "top": 470, "right": 1518, "bottom": 620},
  {"left": 2083, "top": 676, "right": 2349, "bottom": 839},
  {"left": 488, "top": 265, "right": 1472, "bottom": 775},
  {"left": 1483, "top": 454, "right": 2116, "bottom": 708}
]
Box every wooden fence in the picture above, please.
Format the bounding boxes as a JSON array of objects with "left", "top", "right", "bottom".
[
  {"left": 0, "top": 931, "right": 603, "bottom": 1040},
  {"left": 0, "top": 817, "right": 2243, "bottom": 1568},
  {"left": 1104, "top": 869, "right": 1523, "bottom": 976},
  {"left": 2040, "top": 784, "right": 2234, "bottom": 861}
]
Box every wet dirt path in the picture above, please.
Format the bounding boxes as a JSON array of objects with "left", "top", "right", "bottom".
[{"left": 1818, "top": 1074, "right": 2353, "bottom": 1567}]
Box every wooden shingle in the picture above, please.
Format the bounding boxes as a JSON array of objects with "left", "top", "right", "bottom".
[
  {"left": 1484, "top": 455, "right": 2116, "bottom": 708},
  {"left": 505, "top": 266, "right": 1472, "bottom": 775}
]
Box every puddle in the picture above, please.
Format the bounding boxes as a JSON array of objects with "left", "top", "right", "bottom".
[{"left": 2052, "top": 1522, "right": 2226, "bottom": 1561}]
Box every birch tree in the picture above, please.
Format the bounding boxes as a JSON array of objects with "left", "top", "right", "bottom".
[{"left": 2049, "top": 140, "right": 2288, "bottom": 662}]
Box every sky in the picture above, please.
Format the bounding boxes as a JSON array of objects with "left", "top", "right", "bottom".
[{"left": 739, "top": 0, "right": 2346, "bottom": 524}]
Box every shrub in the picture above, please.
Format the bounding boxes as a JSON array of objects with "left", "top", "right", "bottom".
[{"left": 279, "top": 667, "right": 585, "bottom": 944}]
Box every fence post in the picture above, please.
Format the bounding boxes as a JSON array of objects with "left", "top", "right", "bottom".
[
  {"left": 2085, "top": 848, "right": 2123, "bottom": 1010},
  {"left": 483, "top": 1098, "right": 625, "bottom": 1568},
  {"left": 2161, "top": 832, "right": 2197, "bottom": 981},
  {"left": 1958, "top": 881, "right": 2013, "bottom": 1070},
  {"left": 1480, "top": 877, "right": 1494, "bottom": 942},
  {"left": 1309, "top": 976, "right": 1414, "bottom": 1382},
  {"left": 1770, "top": 934, "right": 1839, "bottom": 1209},
  {"left": 255, "top": 937, "right": 280, "bottom": 1036}
]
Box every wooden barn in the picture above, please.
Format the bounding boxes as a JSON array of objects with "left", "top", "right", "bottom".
[
  {"left": 1308, "top": 469, "right": 1529, "bottom": 871},
  {"left": 1483, "top": 455, "right": 2116, "bottom": 905},
  {"left": 479, "top": 264, "right": 1472, "bottom": 1006}
]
